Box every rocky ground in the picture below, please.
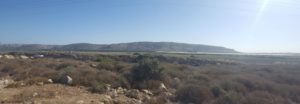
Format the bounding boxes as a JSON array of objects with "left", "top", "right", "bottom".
[
  {"left": 0, "top": 78, "right": 174, "bottom": 104},
  {"left": 0, "top": 54, "right": 176, "bottom": 104}
]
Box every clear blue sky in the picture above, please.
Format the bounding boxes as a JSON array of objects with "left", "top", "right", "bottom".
[{"left": 0, "top": 0, "right": 299, "bottom": 52}]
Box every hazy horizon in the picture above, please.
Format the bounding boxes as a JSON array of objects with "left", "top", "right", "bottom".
[{"left": 1, "top": 0, "right": 299, "bottom": 53}]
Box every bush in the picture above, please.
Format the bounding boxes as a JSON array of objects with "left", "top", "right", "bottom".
[
  {"left": 96, "top": 56, "right": 114, "bottom": 64},
  {"left": 214, "top": 91, "right": 243, "bottom": 104},
  {"left": 58, "top": 67, "right": 121, "bottom": 87},
  {"left": 176, "top": 84, "right": 214, "bottom": 104},
  {"left": 241, "top": 91, "right": 292, "bottom": 104},
  {"left": 220, "top": 81, "right": 248, "bottom": 94},
  {"left": 89, "top": 81, "right": 107, "bottom": 94},
  {"left": 0, "top": 65, "right": 15, "bottom": 77},
  {"left": 211, "top": 86, "right": 226, "bottom": 97},
  {"left": 96, "top": 62, "right": 115, "bottom": 71},
  {"left": 130, "top": 55, "right": 164, "bottom": 89}
]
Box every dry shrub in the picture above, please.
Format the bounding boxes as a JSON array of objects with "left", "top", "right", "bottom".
[
  {"left": 56, "top": 62, "right": 74, "bottom": 70},
  {"left": 11, "top": 90, "right": 56, "bottom": 103},
  {"left": 24, "top": 77, "right": 49, "bottom": 85},
  {"left": 176, "top": 84, "right": 214, "bottom": 104},
  {"left": 211, "top": 86, "right": 226, "bottom": 98},
  {"left": 55, "top": 66, "right": 124, "bottom": 89},
  {"left": 241, "top": 91, "right": 293, "bottom": 104},
  {"left": 89, "top": 81, "right": 107, "bottom": 93},
  {"left": 220, "top": 81, "right": 248, "bottom": 94},
  {"left": 146, "top": 96, "right": 170, "bottom": 104},
  {"left": 133, "top": 80, "right": 163, "bottom": 90},
  {"left": 0, "top": 65, "right": 15, "bottom": 77},
  {"left": 213, "top": 91, "right": 243, "bottom": 104}
]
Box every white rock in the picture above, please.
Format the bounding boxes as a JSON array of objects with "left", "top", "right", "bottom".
[
  {"left": 4, "top": 55, "right": 15, "bottom": 59},
  {"left": 125, "top": 89, "right": 143, "bottom": 100},
  {"left": 76, "top": 100, "right": 84, "bottom": 104},
  {"left": 20, "top": 55, "right": 29, "bottom": 59},
  {"left": 103, "top": 95, "right": 112, "bottom": 103},
  {"left": 61, "top": 75, "right": 72, "bottom": 85},
  {"left": 104, "top": 95, "right": 112, "bottom": 100},
  {"left": 117, "top": 87, "right": 125, "bottom": 94},
  {"left": 3, "top": 80, "right": 9, "bottom": 84},
  {"left": 159, "top": 83, "right": 167, "bottom": 91},
  {"left": 66, "top": 76, "right": 72, "bottom": 84},
  {"left": 91, "top": 64, "right": 97, "bottom": 67},
  {"left": 47, "top": 79, "right": 53, "bottom": 83},
  {"left": 112, "top": 89, "right": 118, "bottom": 98},
  {"left": 144, "top": 95, "right": 151, "bottom": 101},
  {"left": 105, "top": 84, "right": 111, "bottom": 91},
  {"left": 37, "top": 82, "right": 44, "bottom": 86},
  {"left": 33, "top": 92, "right": 39, "bottom": 97},
  {"left": 136, "top": 100, "right": 142, "bottom": 104},
  {"left": 0, "top": 79, "right": 14, "bottom": 89},
  {"left": 142, "top": 89, "right": 153, "bottom": 95}
]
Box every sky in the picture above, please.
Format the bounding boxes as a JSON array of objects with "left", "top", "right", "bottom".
[{"left": 0, "top": 0, "right": 299, "bottom": 53}]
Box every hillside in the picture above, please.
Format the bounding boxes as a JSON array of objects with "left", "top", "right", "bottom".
[
  {"left": 1, "top": 52, "right": 300, "bottom": 104},
  {"left": 0, "top": 42, "right": 238, "bottom": 53}
]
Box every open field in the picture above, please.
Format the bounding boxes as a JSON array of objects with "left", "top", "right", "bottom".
[{"left": 0, "top": 51, "right": 300, "bottom": 104}]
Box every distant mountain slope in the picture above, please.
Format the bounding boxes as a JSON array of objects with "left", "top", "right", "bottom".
[
  {"left": 0, "top": 42, "right": 238, "bottom": 53},
  {"left": 0, "top": 44, "right": 56, "bottom": 52}
]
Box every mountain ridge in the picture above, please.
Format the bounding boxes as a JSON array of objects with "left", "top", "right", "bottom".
[{"left": 0, "top": 42, "right": 238, "bottom": 53}]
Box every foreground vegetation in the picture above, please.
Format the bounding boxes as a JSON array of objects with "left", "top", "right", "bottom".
[{"left": 0, "top": 52, "right": 300, "bottom": 104}]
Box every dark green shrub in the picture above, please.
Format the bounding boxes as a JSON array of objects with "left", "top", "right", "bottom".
[
  {"left": 214, "top": 91, "right": 243, "bottom": 104},
  {"left": 211, "top": 86, "right": 226, "bottom": 97},
  {"left": 130, "top": 55, "right": 164, "bottom": 89}
]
